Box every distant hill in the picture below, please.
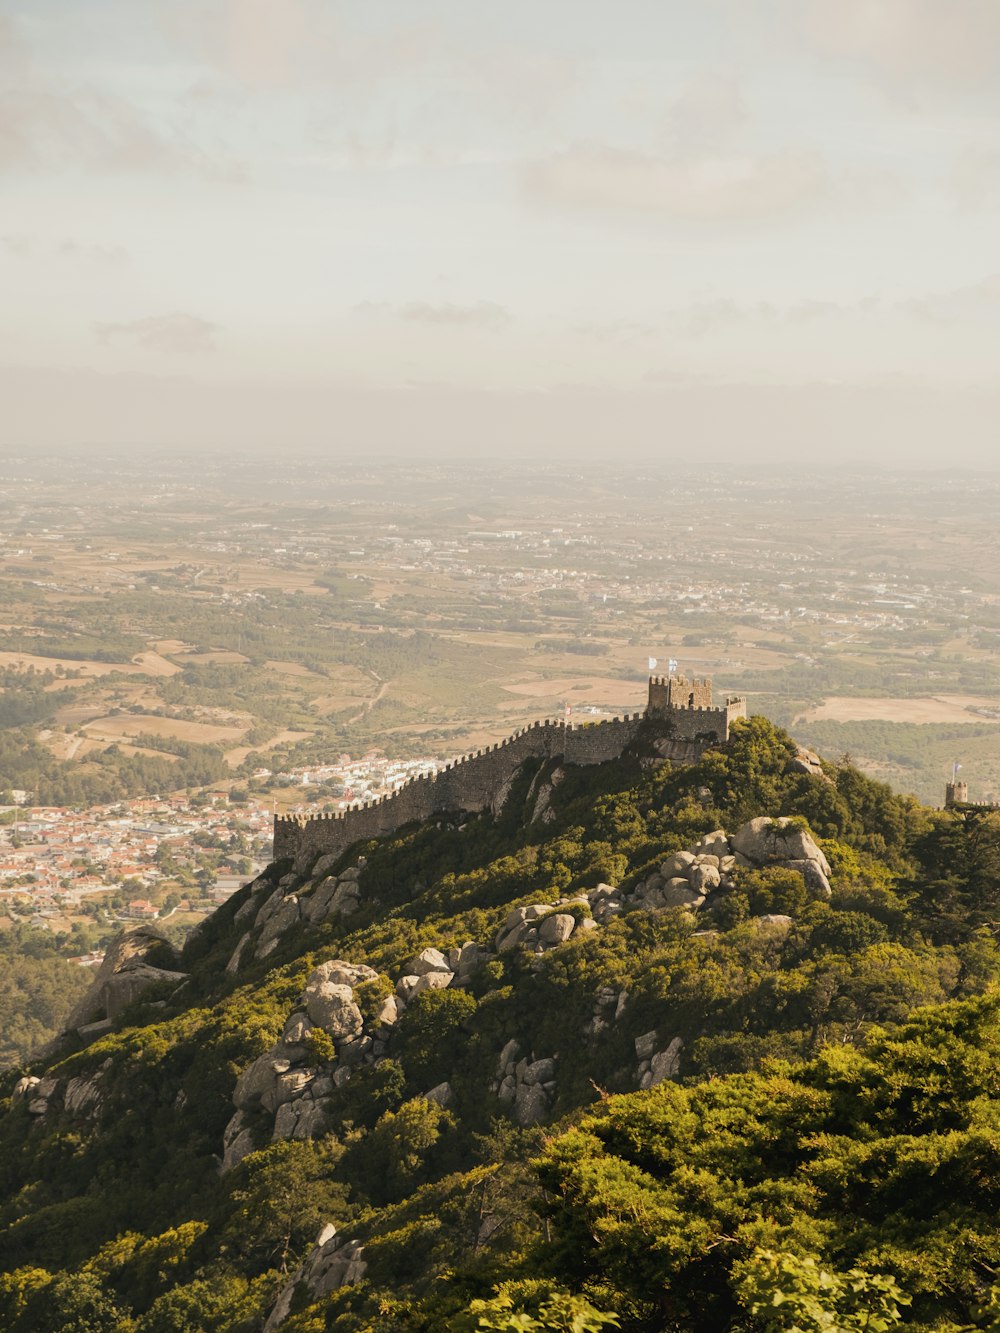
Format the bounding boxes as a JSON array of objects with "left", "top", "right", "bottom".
[{"left": 2, "top": 714, "right": 1000, "bottom": 1331}]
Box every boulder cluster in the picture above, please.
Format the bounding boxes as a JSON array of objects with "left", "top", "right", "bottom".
[
  {"left": 491, "top": 1038, "right": 558, "bottom": 1126},
  {"left": 227, "top": 857, "right": 365, "bottom": 972},
  {"left": 394, "top": 942, "right": 484, "bottom": 1002},
  {"left": 11, "top": 1060, "right": 111, "bottom": 1120},
  {"left": 592, "top": 817, "right": 832, "bottom": 922},
  {"left": 222, "top": 957, "right": 394, "bottom": 1170},
  {"left": 264, "top": 1224, "right": 367, "bottom": 1332},
  {"left": 495, "top": 900, "right": 596, "bottom": 953}
]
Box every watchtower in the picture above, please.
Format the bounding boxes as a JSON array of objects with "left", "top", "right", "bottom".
[
  {"left": 945, "top": 780, "right": 969, "bottom": 808},
  {"left": 647, "top": 672, "right": 714, "bottom": 713}
]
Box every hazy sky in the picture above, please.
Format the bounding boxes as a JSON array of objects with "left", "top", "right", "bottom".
[{"left": 3, "top": 1, "right": 1000, "bottom": 460}]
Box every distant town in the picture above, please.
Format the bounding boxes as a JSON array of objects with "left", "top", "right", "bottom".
[{"left": 0, "top": 753, "right": 445, "bottom": 960}]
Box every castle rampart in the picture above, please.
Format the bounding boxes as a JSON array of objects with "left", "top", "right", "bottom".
[{"left": 274, "top": 676, "right": 746, "bottom": 871}]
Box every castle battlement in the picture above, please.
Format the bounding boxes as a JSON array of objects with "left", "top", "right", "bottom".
[{"left": 273, "top": 677, "right": 744, "bottom": 870}]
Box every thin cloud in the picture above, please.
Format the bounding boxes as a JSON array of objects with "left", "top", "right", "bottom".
[
  {"left": 92, "top": 312, "right": 220, "bottom": 355},
  {"left": 355, "top": 301, "right": 510, "bottom": 330},
  {"left": 802, "top": 0, "right": 1000, "bottom": 94},
  {"left": 521, "top": 142, "right": 829, "bottom": 222},
  {"left": 0, "top": 15, "right": 242, "bottom": 180},
  {"left": 399, "top": 301, "right": 509, "bottom": 329},
  {"left": 906, "top": 275, "right": 1000, "bottom": 323},
  {"left": 3, "top": 234, "right": 127, "bottom": 263}
]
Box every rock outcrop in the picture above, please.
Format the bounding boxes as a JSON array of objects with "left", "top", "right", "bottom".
[
  {"left": 264, "top": 1224, "right": 367, "bottom": 1330},
  {"left": 603, "top": 817, "right": 833, "bottom": 922},
  {"left": 63, "top": 926, "right": 187, "bottom": 1031}
]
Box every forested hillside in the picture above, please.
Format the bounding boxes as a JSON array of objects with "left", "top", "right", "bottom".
[{"left": 2, "top": 717, "right": 1000, "bottom": 1331}]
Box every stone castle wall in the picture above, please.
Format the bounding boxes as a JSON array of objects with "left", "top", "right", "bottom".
[
  {"left": 273, "top": 676, "right": 749, "bottom": 871},
  {"left": 274, "top": 713, "right": 646, "bottom": 870}
]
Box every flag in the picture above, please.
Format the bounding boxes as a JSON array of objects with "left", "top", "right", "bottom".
[
  {"left": 648, "top": 657, "right": 657, "bottom": 672},
  {"left": 668, "top": 658, "right": 678, "bottom": 674}
]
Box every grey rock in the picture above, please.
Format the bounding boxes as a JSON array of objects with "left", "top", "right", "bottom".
[
  {"left": 374, "top": 995, "right": 399, "bottom": 1026},
  {"left": 784, "top": 858, "right": 833, "bottom": 899},
  {"left": 410, "top": 970, "right": 453, "bottom": 997},
  {"left": 424, "top": 1081, "right": 454, "bottom": 1108},
  {"left": 689, "top": 863, "right": 721, "bottom": 894},
  {"left": 225, "top": 932, "right": 252, "bottom": 975},
  {"left": 304, "top": 982, "right": 363, "bottom": 1039},
  {"left": 588, "top": 882, "right": 617, "bottom": 902},
  {"left": 282, "top": 1011, "right": 314, "bottom": 1045},
  {"left": 498, "top": 1038, "right": 520, "bottom": 1072},
  {"left": 233, "top": 881, "right": 267, "bottom": 926},
  {"left": 514, "top": 1081, "right": 549, "bottom": 1127},
  {"left": 662, "top": 878, "right": 705, "bottom": 908},
  {"left": 256, "top": 896, "right": 300, "bottom": 954},
  {"left": 255, "top": 885, "right": 287, "bottom": 929},
  {"left": 634, "top": 1029, "right": 658, "bottom": 1061},
  {"left": 523, "top": 1057, "right": 556, "bottom": 1085},
  {"left": 454, "top": 941, "right": 484, "bottom": 977},
  {"left": 395, "top": 974, "right": 422, "bottom": 1003},
  {"left": 730, "top": 817, "right": 831, "bottom": 877},
  {"left": 273, "top": 1097, "right": 327, "bottom": 1142},
  {"left": 311, "top": 853, "right": 339, "bottom": 881},
  {"left": 539, "top": 913, "right": 576, "bottom": 945},
  {"left": 264, "top": 1230, "right": 367, "bottom": 1330},
  {"left": 408, "top": 947, "right": 451, "bottom": 976},
  {"left": 497, "top": 1074, "right": 517, "bottom": 1105},
  {"left": 756, "top": 914, "right": 793, "bottom": 929},
  {"left": 308, "top": 960, "right": 378, "bottom": 990},
  {"left": 63, "top": 1073, "right": 103, "bottom": 1115},
  {"left": 649, "top": 1037, "right": 683, "bottom": 1085},
  {"left": 222, "top": 1127, "right": 257, "bottom": 1171},
  {"left": 661, "top": 850, "right": 696, "bottom": 878},
  {"left": 64, "top": 926, "right": 186, "bottom": 1030},
  {"left": 497, "top": 923, "right": 530, "bottom": 953},
  {"left": 233, "top": 1052, "right": 287, "bottom": 1111},
  {"left": 302, "top": 877, "right": 342, "bottom": 925},
  {"left": 338, "top": 864, "right": 361, "bottom": 882},
  {"left": 263, "top": 1068, "right": 317, "bottom": 1114},
  {"left": 11, "top": 1076, "right": 39, "bottom": 1106}
]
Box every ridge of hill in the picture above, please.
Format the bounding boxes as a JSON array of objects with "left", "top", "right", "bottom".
[{"left": 2, "top": 714, "right": 1000, "bottom": 1331}]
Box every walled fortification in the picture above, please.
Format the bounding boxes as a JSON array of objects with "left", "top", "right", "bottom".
[{"left": 274, "top": 675, "right": 747, "bottom": 870}]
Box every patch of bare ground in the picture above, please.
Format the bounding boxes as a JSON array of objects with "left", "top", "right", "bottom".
[
  {"left": 82, "top": 716, "right": 248, "bottom": 744},
  {"left": 797, "top": 695, "right": 1000, "bottom": 725}
]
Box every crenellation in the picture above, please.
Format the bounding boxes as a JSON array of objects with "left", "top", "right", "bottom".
[{"left": 274, "top": 674, "right": 746, "bottom": 870}]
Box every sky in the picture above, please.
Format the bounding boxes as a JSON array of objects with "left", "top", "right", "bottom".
[{"left": 2, "top": 0, "right": 1000, "bottom": 462}]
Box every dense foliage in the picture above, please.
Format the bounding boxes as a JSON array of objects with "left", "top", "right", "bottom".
[{"left": 2, "top": 718, "right": 1000, "bottom": 1329}]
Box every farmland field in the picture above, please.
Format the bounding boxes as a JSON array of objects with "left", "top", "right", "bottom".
[{"left": 0, "top": 450, "right": 999, "bottom": 804}]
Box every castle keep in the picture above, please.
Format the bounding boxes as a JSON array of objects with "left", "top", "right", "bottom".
[{"left": 273, "top": 674, "right": 746, "bottom": 870}]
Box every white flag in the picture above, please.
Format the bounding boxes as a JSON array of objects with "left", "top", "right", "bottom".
[
  {"left": 668, "top": 658, "right": 678, "bottom": 674},
  {"left": 648, "top": 657, "right": 657, "bottom": 672}
]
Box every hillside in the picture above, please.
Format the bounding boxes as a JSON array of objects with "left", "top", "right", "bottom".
[{"left": 2, "top": 715, "right": 1000, "bottom": 1331}]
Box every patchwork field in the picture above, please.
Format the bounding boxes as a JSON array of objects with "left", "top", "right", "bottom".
[
  {"left": 797, "top": 696, "right": 1000, "bottom": 725},
  {"left": 2, "top": 455, "right": 1000, "bottom": 806}
]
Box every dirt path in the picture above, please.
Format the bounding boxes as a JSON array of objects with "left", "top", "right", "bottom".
[{"left": 346, "top": 673, "right": 388, "bottom": 725}]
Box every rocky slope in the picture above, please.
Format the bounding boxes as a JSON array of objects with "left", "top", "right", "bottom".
[{"left": 1, "top": 716, "right": 999, "bottom": 1332}]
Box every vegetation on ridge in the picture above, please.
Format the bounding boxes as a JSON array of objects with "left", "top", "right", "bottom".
[{"left": 1, "top": 717, "right": 1000, "bottom": 1329}]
